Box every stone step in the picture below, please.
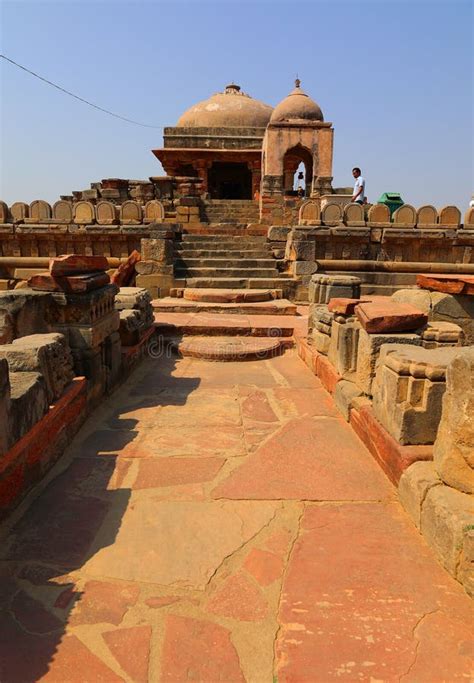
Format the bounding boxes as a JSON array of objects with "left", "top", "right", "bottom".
[
  {"left": 175, "top": 238, "right": 270, "bottom": 253},
  {"left": 183, "top": 288, "right": 279, "bottom": 303},
  {"left": 181, "top": 233, "right": 267, "bottom": 247},
  {"left": 185, "top": 277, "right": 297, "bottom": 297},
  {"left": 175, "top": 267, "right": 280, "bottom": 278},
  {"left": 175, "top": 258, "right": 278, "bottom": 268},
  {"left": 154, "top": 311, "right": 296, "bottom": 336},
  {"left": 152, "top": 298, "right": 297, "bottom": 315},
  {"left": 168, "top": 335, "right": 285, "bottom": 361},
  {"left": 175, "top": 249, "right": 272, "bottom": 258}
]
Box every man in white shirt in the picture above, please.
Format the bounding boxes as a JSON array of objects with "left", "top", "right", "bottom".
[{"left": 351, "top": 167, "right": 366, "bottom": 204}]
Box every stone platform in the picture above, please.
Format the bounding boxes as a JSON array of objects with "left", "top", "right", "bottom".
[
  {"left": 170, "top": 335, "right": 284, "bottom": 361},
  {"left": 153, "top": 298, "right": 297, "bottom": 315},
  {"left": 154, "top": 312, "right": 296, "bottom": 338},
  {"left": 0, "top": 351, "right": 472, "bottom": 681}
]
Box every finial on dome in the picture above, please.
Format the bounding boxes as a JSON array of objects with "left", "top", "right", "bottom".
[
  {"left": 225, "top": 83, "right": 241, "bottom": 94},
  {"left": 295, "top": 77, "right": 301, "bottom": 88}
]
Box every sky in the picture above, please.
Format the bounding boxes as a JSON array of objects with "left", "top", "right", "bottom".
[{"left": 0, "top": 0, "right": 473, "bottom": 209}]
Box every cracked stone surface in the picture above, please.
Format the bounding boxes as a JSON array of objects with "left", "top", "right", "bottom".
[{"left": 0, "top": 351, "right": 472, "bottom": 681}]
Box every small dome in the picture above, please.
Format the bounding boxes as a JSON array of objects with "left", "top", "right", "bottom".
[
  {"left": 270, "top": 79, "right": 324, "bottom": 123},
  {"left": 177, "top": 84, "right": 273, "bottom": 128}
]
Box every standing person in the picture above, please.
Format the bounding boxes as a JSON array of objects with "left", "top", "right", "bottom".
[{"left": 351, "top": 167, "right": 366, "bottom": 204}]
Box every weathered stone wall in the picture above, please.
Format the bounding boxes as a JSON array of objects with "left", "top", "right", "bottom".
[
  {"left": 398, "top": 348, "right": 474, "bottom": 597},
  {"left": 0, "top": 270, "right": 156, "bottom": 519}
]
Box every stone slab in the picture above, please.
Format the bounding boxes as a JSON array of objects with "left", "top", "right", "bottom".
[
  {"left": 49, "top": 254, "right": 109, "bottom": 276},
  {"left": 212, "top": 416, "right": 392, "bottom": 501},
  {"left": 275, "top": 503, "right": 474, "bottom": 681},
  {"left": 183, "top": 288, "right": 276, "bottom": 303},
  {"left": 417, "top": 273, "right": 474, "bottom": 295},
  {"left": 355, "top": 301, "right": 428, "bottom": 333},
  {"left": 28, "top": 271, "right": 110, "bottom": 293}
]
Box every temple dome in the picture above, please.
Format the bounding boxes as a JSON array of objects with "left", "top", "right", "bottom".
[
  {"left": 270, "top": 80, "right": 324, "bottom": 123},
  {"left": 177, "top": 84, "right": 273, "bottom": 128}
]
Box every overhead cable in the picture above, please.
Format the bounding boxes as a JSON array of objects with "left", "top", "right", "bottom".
[{"left": 0, "top": 54, "right": 164, "bottom": 129}]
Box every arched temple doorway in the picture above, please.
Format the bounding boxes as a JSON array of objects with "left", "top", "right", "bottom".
[{"left": 283, "top": 145, "right": 313, "bottom": 197}]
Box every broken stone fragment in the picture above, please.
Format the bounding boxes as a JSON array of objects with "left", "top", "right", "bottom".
[
  {"left": 355, "top": 301, "right": 428, "bottom": 333},
  {"left": 28, "top": 271, "right": 110, "bottom": 293},
  {"left": 49, "top": 255, "right": 109, "bottom": 277},
  {"left": 417, "top": 273, "right": 474, "bottom": 295}
]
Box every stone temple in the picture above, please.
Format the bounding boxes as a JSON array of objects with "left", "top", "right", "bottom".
[
  {"left": 0, "top": 78, "right": 473, "bottom": 681},
  {"left": 153, "top": 80, "right": 334, "bottom": 203}
]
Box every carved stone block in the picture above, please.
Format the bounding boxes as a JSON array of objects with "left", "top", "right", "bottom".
[
  {"left": 309, "top": 305, "right": 333, "bottom": 355},
  {"left": 8, "top": 371, "right": 49, "bottom": 443},
  {"left": 141, "top": 238, "right": 173, "bottom": 264},
  {"left": 419, "top": 321, "right": 463, "bottom": 348},
  {"left": 0, "top": 333, "right": 74, "bottom": 403},
  {"left": 328, "top": 317, "right": 361, "bottom": 380},
  {"left": 372, "top": 345, "right": 460, "bottom": 444},
  {"left": 433, "top": 348, "right": 474, "bottom": 494},
  {"left": 309, "top": 274, "right": 361, "bottom": 304},
  {"left": 355, "top": 330, "right": 422, "bottom": 395}
]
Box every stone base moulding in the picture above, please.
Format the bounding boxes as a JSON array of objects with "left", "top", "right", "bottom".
[
  {"left": 349, "top": 405, "right": 433, "bottom": 485},
  {"left": 0, "top": 377, "right": 87, "bottom": 519}
]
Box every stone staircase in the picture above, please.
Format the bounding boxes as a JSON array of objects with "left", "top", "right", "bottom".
[
  {"left": 152, "top": 287, "right": 303, "bottom": 361},
  {"left": 173, "top": 234, "right": 296, "bottom": 297},
  {"left": 201, "top": 200, "right": 260, "bottom": 224}
]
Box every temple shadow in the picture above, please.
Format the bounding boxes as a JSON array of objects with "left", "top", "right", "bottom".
[{"left": 0, "top": 341, "right": 200, "bottom": 682}]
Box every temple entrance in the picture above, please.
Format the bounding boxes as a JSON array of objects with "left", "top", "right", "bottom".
[
  {"left": 283, "top": 145, "right": 313, "bottom": 197},
  {"left": 208, "top": 162, "right": 252, "bottom": 199}
]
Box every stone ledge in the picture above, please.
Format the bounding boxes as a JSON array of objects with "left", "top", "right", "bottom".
[
  {"left": 0, "top": 377, "right": 87, "bottom": 519},
  {"left": 350, "top": 405, "right": 433, "bottom": 485}
]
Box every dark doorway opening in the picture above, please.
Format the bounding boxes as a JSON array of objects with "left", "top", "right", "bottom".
[{"left": 208, "top": 162, "right": 252, "bottom": 199}]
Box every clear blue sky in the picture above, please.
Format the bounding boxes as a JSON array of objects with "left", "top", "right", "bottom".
[{"left": 1, "top": 0, "right": 473, "bottom": 209}]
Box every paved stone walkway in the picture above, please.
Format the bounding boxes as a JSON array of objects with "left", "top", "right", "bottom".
[{"left": 0, "top": 350, "right": 473, "bottom": 682}]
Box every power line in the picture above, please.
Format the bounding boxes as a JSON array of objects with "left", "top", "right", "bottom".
[{"left": 0, "top": 54, "right": 164, "bottom": 129}]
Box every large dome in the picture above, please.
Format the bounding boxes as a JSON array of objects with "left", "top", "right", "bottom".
[
  {"left": 270, "top": 80, "right": 324, "bottom": 123},
  {"left": 177, "top": 84, "right": 273, "bottom": 128}
]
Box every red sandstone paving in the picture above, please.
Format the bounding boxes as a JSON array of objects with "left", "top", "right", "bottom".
[
  {"left": 275, "top": 503, "right": 474, "bottom": 682},
  {"left": 103, "top": 625, "right": 151, "bottom": 683},
  {"left": 134, "top": 456, "right": 225, "bottom": 488},
  {"left": 212, "top": 416, "right": 394, "bottom": 501},
  {"left": 243, "top": 547, "right": 285, "bottom": 586},
  {"left": 134, "top": 423, "right": 246, "bottom": 457},
  {"left": 11, "top": 590, "right": 64, "bottom": 634},
  {"left": 272, "top": 386, "right": 339, "bottom": 418},
  {"left": 1, "top": 350, "right": 473, "bottom": 681},
  {"left": 240, "top": 388, "right": 279, "bottom": 422},
  {"left": 206, "top": 571, "right": 269, "bottom": 621},
  {"left": 70, "top": 580, "right": 139, "bottom": 626},
  {"left": 160, "top": 614, "right": 245, "bottom": 682}
]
